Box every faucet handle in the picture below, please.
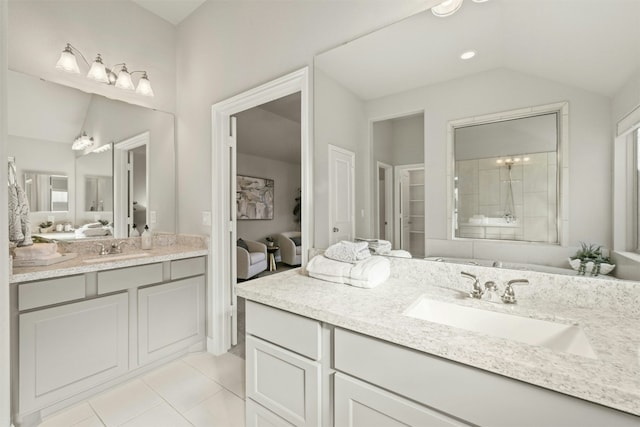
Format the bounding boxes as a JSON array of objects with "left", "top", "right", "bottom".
[
  {"left": 461, "top": 271, "right": 483, "bottom": 299},
  {"left": 501, "top": 279, "right": 529, "bottom": 304},
  {"left": 94, "top": 242, "right": 108, "bottom": 256}
]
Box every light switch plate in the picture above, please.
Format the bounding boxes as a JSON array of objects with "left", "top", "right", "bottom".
[
  {"left": 202, "top": 211, "right": 211, "bottom": 226},
  {"left": 150, "top": 211, "right": 157, "bottom": 224}
]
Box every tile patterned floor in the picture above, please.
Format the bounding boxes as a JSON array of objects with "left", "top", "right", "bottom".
[{"left": 38, "top": 352, "right": 246, "bottom": 427}]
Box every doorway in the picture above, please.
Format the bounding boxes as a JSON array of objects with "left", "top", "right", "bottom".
[
  {"left": 210, "top": 68, "right": 310, "bottom": 355},
  {"left": 114, "top": 131, "right": 149, "bottom": 238}
]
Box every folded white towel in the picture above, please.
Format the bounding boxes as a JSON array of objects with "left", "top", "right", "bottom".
[
  {"left": 13, "top": 243, "right": 58, "bottom": 260},
  {"left": 387, "top": 250, "right": 412, "bottom": 258},
  {"left": 306, "top": 255, "right": 390, "bottom": 289},
  {"left": 83, "top": 222, "right": 104, "bottom": 229},
  {"left": 76, "top": 227, "right": 110, "bottom": 237},
  {"left": 325, "top": 240, "right": 371, "bottom": 263}
]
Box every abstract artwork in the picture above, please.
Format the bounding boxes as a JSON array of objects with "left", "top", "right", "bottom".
[{"left": 237, "top": 175, "right": 274, "bottom": 220}]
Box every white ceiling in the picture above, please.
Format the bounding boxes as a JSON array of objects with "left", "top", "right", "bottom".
[
  {"left": 131, "top": 0, "right": 206, "bottom": 25},
  {"left": 316, "top": 0, "right": 640, "bottom": 100},
  {"left": 235, "top": 92, "right": 302, "bottom": 164}
]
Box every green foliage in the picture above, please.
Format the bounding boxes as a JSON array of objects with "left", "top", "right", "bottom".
[
  {"left": 39, "top": 221, "right": 53, "bottom": 229},
  {"left": 571, "top": 242, "right": 611, "bottom": 276}
]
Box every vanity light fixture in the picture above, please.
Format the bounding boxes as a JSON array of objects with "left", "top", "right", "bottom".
[
  {"left": 92, "top": 144, "right": 112, "bottom": 154},
  {"left": 55, "top": 43, "right": 154, "bottom": 97},
  {"left": 496, "top": 156, "right": 530, "bottom": 165},
  {"left": 460, "top": 50, "right": 476, "bottom": 60},
  {"left": 72, "top": 132, "right": 95, "bottom": 151}
]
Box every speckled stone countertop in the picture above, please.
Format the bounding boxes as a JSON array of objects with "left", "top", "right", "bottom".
[
  {"left": 236, "top": 257, "right": 640, "bottom": 416},
  {"left": 10, "top": 234, "right": 208, "bottom": 283}
]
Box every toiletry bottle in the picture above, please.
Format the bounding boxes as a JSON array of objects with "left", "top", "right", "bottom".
[
  {"left": 130, "top": 224, "right": 140, "bottom": 237},
  {"left": 141, "top": 225, "right": 152, "bottom": 250}
]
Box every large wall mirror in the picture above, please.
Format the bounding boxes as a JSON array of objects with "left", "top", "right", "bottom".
[
  {"left": 314, "top": 0, "right": 640, "bottom": 278},
  {"left": 7, "top": 70, "right": 176, "bottom": 239}
]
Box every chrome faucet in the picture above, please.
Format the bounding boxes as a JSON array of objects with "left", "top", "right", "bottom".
[
  {"left": 461, "top": 272, "right": 484, "bottom": 299},
  {"left": 501, "top": 279, "right": 529, "bottom": 304},
  {"left": 94, "top": 242, "right": 109, "bottom": 256},
  {"left": 109, "top": 241, "right": 128, "bottom": 254}
]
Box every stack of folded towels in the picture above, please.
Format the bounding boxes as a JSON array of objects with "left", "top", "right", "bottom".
[
  {"left": 306, "top": 241, "right": 390, "bottom": 288},
  {"left": 355, "top": 238, "right": 412, "bottom": 258},
  {"left": 13, "top": 242, "right": 61, "bottom": 262},
  {"left": 75, "top": 222, "right": 111, "bottom": 237}
]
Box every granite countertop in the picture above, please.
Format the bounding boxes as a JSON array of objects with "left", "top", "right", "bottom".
[
  {"left": 10, "top": 236, "right": 209, "bottom": 283},
  {"left": 235, "top": 261, "right": 640, "bottom": 416}
]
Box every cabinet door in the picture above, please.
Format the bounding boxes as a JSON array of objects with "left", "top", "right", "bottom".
[
  {"left": 247, "top": 335, "right": 321, "bottom": 427},
  {"left": 19, "top": 293, "right": 129, "bottom": 412},
  {"left": 138, "top": 276, "right": 205, "bottom": 365},
  {"left": 246, "top": 398, "right": 295, "bottom": 427},
  {"left": 335, "top": 373, "right": 469, "bottom": 427}
]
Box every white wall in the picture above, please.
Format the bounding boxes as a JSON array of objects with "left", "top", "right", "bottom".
[
  {"left": 8, "top": 0, "right": 177, "bottom": 113},
  {"left": 612, "top": 70, "right": 640, "bottom": 125},
  {"left": 364, "top": 68, "right": 612, "bottom": 266},
  {"left": 391, "top": 114, "right": 424, "bottom": 165},
  {"left": 175, "top": 0, "right": 437, "bottom": 241},
  {"left": 236, "top": 153, "right": 301, "bottom": 242},
  {"left": 1, "top": 1, "right": 9, "bottom": 423},
  {"left": 7, "top": 135, "right": 76, "bottom": 229}
]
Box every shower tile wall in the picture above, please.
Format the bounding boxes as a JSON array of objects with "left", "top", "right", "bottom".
[{"left": 456, "top": 152, "right": 557, "bottom": 243}]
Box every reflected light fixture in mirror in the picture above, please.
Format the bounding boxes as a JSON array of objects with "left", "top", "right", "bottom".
[
  {"left": 72, "top": 132, "right": 94, "bottom": 151},
  {"left": 55, "top": 43, "right": 154, "bottom": 97}
]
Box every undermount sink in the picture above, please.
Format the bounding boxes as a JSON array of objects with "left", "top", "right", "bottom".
[
  {"left": 404, "top": 296, "right": 597, "bottom": 359},
  {"left": 83, "top": 252, "right": 152, "bottom": 263}
]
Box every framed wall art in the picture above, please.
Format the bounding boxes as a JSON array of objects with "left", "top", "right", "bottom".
[{"left": 236, "top": 175, "right": 274, "bottom": 220}]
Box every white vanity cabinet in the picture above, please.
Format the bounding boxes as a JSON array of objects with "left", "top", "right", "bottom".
[
  {"left": 245, "top": 301, "right": 324, "bottom": 427},
  {"left": 13, "top": 255, "right": 207, "bottom": 427}
]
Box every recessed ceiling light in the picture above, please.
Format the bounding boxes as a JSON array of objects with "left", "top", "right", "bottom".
[
  {"left": 460, "top": 50, "right": 476, "bottom": 60},
  {"left": 472, "top": 0, "right": 490, "bottom": 3},
  {"left": 432, "top": 0, "right": 464, "bottom": 17}
]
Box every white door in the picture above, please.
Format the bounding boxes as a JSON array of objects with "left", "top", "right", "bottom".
[
  {"left": 395, "top": 164, "right": 425, "bottom": 256},
  {"left": 376, "top": 162, "right": 393, "bottom": 241},
  {"left": 329, "top": 145, "right": 355, "bottom": 245}
]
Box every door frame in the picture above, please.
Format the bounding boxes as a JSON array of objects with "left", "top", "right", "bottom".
[
  {"left": 210, "top": 67, "right": 311, "bottom": 355},
  {"left": 375, "top": 161, "right": 393, "bottom": 241},
  {"left": 328, "top": 144, "right": 356, "bottom": 244},
  {"left": 394, "top": 163, "right": 424, "bottom": 251},
  {"left": 113, "top": 131, "right": 150, "bottom": 238}
]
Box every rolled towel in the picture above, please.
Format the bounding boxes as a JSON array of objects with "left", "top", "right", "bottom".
[
  {"left": 83, "top": 222, "right": 104, "bottom": 229},
  {"left": 325, "top": 241, "right": 371, "bottom": 263},
  {"left": 13, "top": 243, "right": 58, "bottom": 260},
  {"left": 307, "top": 255, "right": 390, "bottom": 289}
]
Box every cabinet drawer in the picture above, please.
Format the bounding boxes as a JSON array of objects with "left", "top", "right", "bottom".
[
  {"left": 246, "top": 398, "right": 295, "bottom": 427},
  {"left": 246, "top": 301, "right": 321, "bottom": 360},
  {"left": 335, "top": 373, "right": 468, "bottom": 427},
  {"left": 18, "top": 275, "right": 85, "bottom": 311},
  {"left": 334, "top": 328, "right": 640, "bottom": 427},
  {"left": 247, "top": 335, "right": 320, "bottom": 427},
  {"left": 170, "top": 256, "right": 205, "bottom": 280},
  {"left": 97, "top": 263, "right": 163, "bottom": 294}
]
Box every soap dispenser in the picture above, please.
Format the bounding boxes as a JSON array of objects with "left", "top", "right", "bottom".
[
  {"left": 141, "top": 225, "right": 152, "bottom": 250},
  {"left": 130, "top": 224, "right": 140, "bottom": 237}
]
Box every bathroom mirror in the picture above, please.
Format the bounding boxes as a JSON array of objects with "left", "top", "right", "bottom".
[
  {"left": 314, "top": 0, "right": 640, "bottom": 275},
  {"left": 23, "top": 171, "right": 69, "bottom": 212},
  {"left": 7, "top": 70, "right": 176, "bottom": 239}
]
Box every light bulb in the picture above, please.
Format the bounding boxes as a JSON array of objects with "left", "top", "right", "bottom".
[
  {"left": 115, "top": 64, "right": 135, "bottom": 90},
  {"left": 87, "top": 54, "right": 109, "bottom": 83},
  {"left": 135, "top": 72, "right": 154, "bottom": 97},
  {"left": 55, "top": 44, "right": 80, "bottom": 74},
  {"left": 460, "top": 50, "right": 476, "bottom": 60}
]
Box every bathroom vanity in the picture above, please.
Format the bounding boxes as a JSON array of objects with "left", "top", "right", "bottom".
[
  {"left": 9, "top": 236, "right": 208, "bottom": 427},
  {"left": 236, "top": 258, "right": 640, "bottom": 427}
]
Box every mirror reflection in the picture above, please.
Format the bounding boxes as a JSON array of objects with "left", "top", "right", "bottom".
[
  {"left": 7, "top": 70, "right": 176, "bottom": 240},
  {"left": 24, "top": 171, "right": 69, "bottom": 212},
  {"left": 314, "top": 0, "right": 640, "bottom": 277},
  {"left": 454, "top": 112, "right": 559, "bottom": 243}
]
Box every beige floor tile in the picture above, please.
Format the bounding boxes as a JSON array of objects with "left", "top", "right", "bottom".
[
  {"left": 74, "top": 416, "right": 106, "bottom": 427},
  {"left": 39, "top": 402, "right": 97, "bottom": 427},
  {"left": 89, "top": 379, "right": 162, "bottom": 427},
  {"left": 182, "top": 351, "right": 246, "bottom": 398},
  {"left": 120, "top": 402, "right": 193, "bottom": 427},
  {"left": 142, "top": 360, "right": 222, "bottom": 413},
  {"left": 183, "top": 389, "right": 245, "bottom": 427}
]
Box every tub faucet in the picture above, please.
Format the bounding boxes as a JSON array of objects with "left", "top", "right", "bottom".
[
  {"left": 461, "top": 272, "right": 483, "bottom": 299},
  {"left": 501, "top": 279, "right": 529, "bottom": 304}
]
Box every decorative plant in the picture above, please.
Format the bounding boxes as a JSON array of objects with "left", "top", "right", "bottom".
[
  {"left": 98, "top": 219, "right": 109, "bottom": 226},
  {"left": 570, "top": 242, "right": 612, "bottom": 276},
  {"left": 39, "top": 221, "right": 53, "bottom": 229},
  {"left": 265, "top": 236, "right": 275, "bottom": 247}
]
